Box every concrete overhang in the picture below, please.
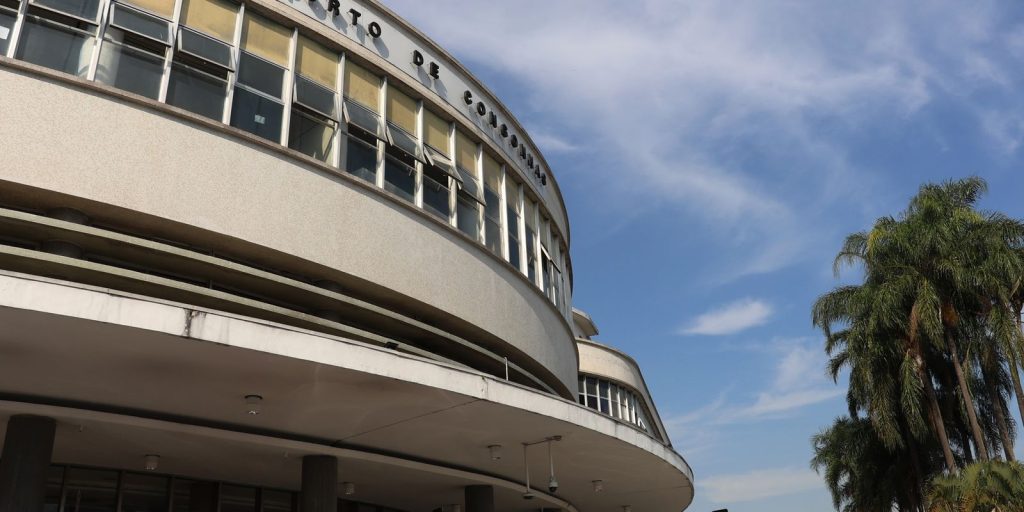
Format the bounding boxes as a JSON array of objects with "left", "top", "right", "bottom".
[{"left": 0, "top": 271, "right": 694, "bottom": 512}]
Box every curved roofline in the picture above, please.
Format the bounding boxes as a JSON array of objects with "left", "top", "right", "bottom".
[
  {"left": 575, "top": 337, "right": 672, "bottom": 446},
  {"left": 356, "top": 0, "right": 571, "bottom": 248}
]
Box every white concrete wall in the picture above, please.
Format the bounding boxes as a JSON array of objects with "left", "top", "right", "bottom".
[{"left": 0, "top": 65, "right": 578, "bottom": 394}]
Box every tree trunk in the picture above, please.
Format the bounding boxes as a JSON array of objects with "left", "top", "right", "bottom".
[
  {"left": 986, "top": 366, "right": 1015, "bottom": 461},
  {"left": 947, "top": 331, "right": 990, "bottom": 461},
  {"left": 921, "top": 354, "right": 958, "bottom": 471},
  {"left": 1013, "top": 313, "right": 1024, "bottom": 425}
]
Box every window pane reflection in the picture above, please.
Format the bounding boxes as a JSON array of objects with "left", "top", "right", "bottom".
[
  {"left": 230, "top": 87, "right": 283, "bottom": 141},
  {"left": 95, "top": 40, "right": 164, "bottom": 99},
  {"left": 289, "top": 109, "right": 336, "bottom": 162},
  {"left": 16, "top": 18, "right": 94, "bottom": 77},
  {"left": 0, "top": 9, "right": 16, "bottom": 56},
  {"left": 167, "top": 64, "right": 227, "bottom": 120}
]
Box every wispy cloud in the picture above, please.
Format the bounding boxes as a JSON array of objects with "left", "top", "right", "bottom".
[
  {"left": 386, "top": 0, "right": 1022, "bottom": 280},
  {"left": 701, "top": 467, "right": 823, "bottom": 503},
  {"left": 679, "top": 298, "right": 773, "bottom": 335},
  {"left": 665, "top": 338, "right": 841, "bottom": 453}
]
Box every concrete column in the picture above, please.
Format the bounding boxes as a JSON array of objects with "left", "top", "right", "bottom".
[
  {"left": 0, "top": 415, "right": 57, "bottom": 512},
  {"left": 301, "top": 455, "right": 338, "bottom": 512},
  {"left": 464, "top": 485, "right": 494, "bottom": 512}
]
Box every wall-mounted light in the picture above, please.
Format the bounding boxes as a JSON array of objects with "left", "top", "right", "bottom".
[
  {"left": 488, "top": 444, "right": 502, "bottom": 461},
  {"left": 592, "top": 480, "right": 604, "bottom": 493},
  {"left": 245, "top": 395, "right": 263, "bottom": 415},
  {"left": 622, "top": 506, "right": 632, "bottom": 512},
  {"left": 342, "top": 482, "right": 355, "bottom": 495},
  {"left": 144, "top": 454, "right": 160, "bottom": 471}
]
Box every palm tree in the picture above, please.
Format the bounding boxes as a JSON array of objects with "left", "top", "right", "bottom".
[
  {"left": 812, "top": 416, "right": 932, "bottom": 512},
  {"left": 928, "top": 460, "right": 1024, "bottom": 511}
]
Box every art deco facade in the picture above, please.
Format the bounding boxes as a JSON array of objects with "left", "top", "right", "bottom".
[{"left": 0, "top": 0, "right": 693, "bottom": 510}]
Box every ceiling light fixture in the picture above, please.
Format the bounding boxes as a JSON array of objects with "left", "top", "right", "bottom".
[
  {"left": 488, "top": 444, "right": 502, "bottom": 461},
  {"left": 342, "top": 482, "right": 355, "bottom": 495},
  {"left": 245, "top": 395, "right": 263, "bottom": 415},
  {"left": 592, "top": 480, "right": 604, "bottom": 492},
  {"left": 144, "top": 454, "right": 160, "bottom": 471}
]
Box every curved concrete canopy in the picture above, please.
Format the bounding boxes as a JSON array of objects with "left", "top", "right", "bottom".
[
  {"left": 0, "top": 271, "right": 694, "bottom": 512},
  {"left": 0, "top": 62, "right": 578, "bottom": 396}
]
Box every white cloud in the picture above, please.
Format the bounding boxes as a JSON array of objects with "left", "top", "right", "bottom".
[
  {"left": 701, "top": 467, "right": 823, "bottom": 503},
  {"left": 679, "top": 298, "right": 773, "bottom": 335},
  {"left": 384, "top": 0, "right": 1020, "bottom": 279},
  {"left": 664, "top": 338, "right": 842, "bottom": 454}
]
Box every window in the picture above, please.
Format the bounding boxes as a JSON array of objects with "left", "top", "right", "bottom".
[
  {"left": 219, "top": 484, "right": 256, "bottom": 512},
  {"left": 43, "top": 465, "right": 63, "bottom": 512},
  {"left": 345, "top": 125, "right": 378, "bottom": 183},
  {"left": 120, "top": 472, "right": 169, "bottom": 512},
  {"left": 166, "top": 58, "right": 229, "bottom": 120},
  {"left": 483, "top": 154, "right": 503, "bottom": 256},
  {"left": 577, "top": 374, "right": 653, "bottom": 433},
  {"left": 0, "top": 6, "right": 16, "bottom": 56},
  {"left": 179, "top": 0, "right": 236, "bottom": 43},
  {"left": 454, "top": 131, "right": 481, "bottom": 240},
  {"left": 506, "top": 179, "right": 521, "bottom": 270},
  {"left": 231, "top": 13, "right": 290, "bottom": 142},
  {"left": 16, "top": 9, "right": 97, "bottom": 77},
  {"left": 171, "top": 480, "right": 217, "bottom": 512},
  {"left": 290, "top": 36, "right": 338, "bottom": 162},
  {"left": 343, "top": 61, "right": 384, "bottom": 181},
  {"left": 62, "top": 467, "right": 118, "bottom": 512},
  {"left": 119, "top": 0, "right": 175, "bottom": 19},
  {"left": 385, "top": 85, "right": 424, "bottom": 162},
  {"left": 261, "top": 490, "right": 293, "bottom": 512},
  {"left": 33, "top": 0, "right": 102, "bottom": 22},
  {"left": 384, "top": 144, "right": 416, "bottom": 203},
  {"left": 422, "top": 164, "right": 450, "bottom": 219},
  {"left": 95, "top": 4, "right": 171, "bottom": 99},
  {"left": 167, "top": 0, "right": 237, "bottom": 120},
  {"left": 525, "top": 199, "right": 538, "bottom": 284}
]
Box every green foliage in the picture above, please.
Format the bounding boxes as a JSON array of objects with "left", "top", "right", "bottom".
[
  {"left": 810, "top": 177, "right": 1024, "bottom": 512},
  {"left": 928, "top": 461, "right": 1024, "bottom": 512}
]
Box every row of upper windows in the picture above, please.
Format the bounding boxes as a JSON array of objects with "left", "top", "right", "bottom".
[
  {"left": 0, "top": 0, "right": 571, "bottom": 317},
  {"left": 577, "top": 374, "right": 654, "bottom": 436}
]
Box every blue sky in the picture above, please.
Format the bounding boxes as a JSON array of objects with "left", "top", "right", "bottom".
[{"left": 383, "top": 1, "right": 1024, "bottom": 510}]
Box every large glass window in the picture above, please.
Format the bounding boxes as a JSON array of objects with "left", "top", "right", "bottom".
[
  {"left": 15, "top": 14, "right": 96, "bottom": 77},
  {"left": 231, "top": 13, "right": 289, "bottom": 142},
  {"left": 218, "top": 485, "right": 256, "bottom": 512},
  {"left": 261, "top": 490, "right": 293, "bottom": 512},
  {"left": 62, "top": 467, "right": 118, "bottom": 512},
  {"left": 421, "top": 164, "right": 450, "bottom": 218},
  {"left": 345, "top": 126, "right": 378, "bottom": 183},
  {"left": 168, "top": 0, "right": 237, "bottom": 120},
  {"left": 33, "top": 0, "right": 102, "bottom": 22},
  {"left": 290, "top": 36, "right": 338, "bottom": 163},
  {"left": 454, "top": 131, "right": 481, "bottom": 240},
  {"left": 482, "top": 154, "right": 503, "bottom": 256},
  {"left": 95, "top": 5, "right": 170, "bottom": 100},
  {"left": 121, "top": 472, "right": 169, "bottom": 512},
  {"left": 384, "top": 144, "right": 416, "bottom": 203},
  {"left": 119, "top": 0, "right": 175, "bottom": 19},
  {"left": 577, "top": 374, "right": 652, "bottom": 433},
  {"left": 386, "top": 85, "right": 424, "bottom": 163},
  {"left": 170, "top": 480, "right": 217, "bottom": 512},
  {"left": 506, "top": 179, "right": 521, "bottom": 270},
  {"left": 43, "top": 465, "right": 64, "bottom": 512},
  {"left": 343, "top": 62, "right": 384, "bottom": 181},
  {"left": 525, "top": 199, "right": 538, "bottom": 284},
  {"left": 167, "top": 61, "right": 228, "bottom": 120},
  {"left": 230, "top": 85, "right": 283, "bottom": 141},
  {"left": 0, "top": 7, "right": 16, "bottom": 56}
]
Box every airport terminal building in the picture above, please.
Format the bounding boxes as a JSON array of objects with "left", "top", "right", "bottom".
[{"left": 0, "top": 0, "right": 694, "bottom": 510}]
